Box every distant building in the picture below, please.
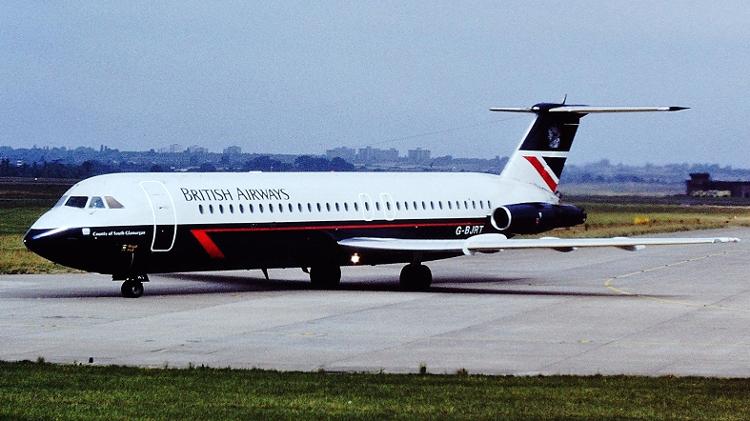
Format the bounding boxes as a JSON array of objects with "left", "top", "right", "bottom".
[
  {"left": 326, "top": 147, "right": 356, "bottom": 161},
  {"left": 159, "top": 144, "right": 184, "bottom": 153},
  {"left": 223, "top": 146, "right": 242, "bottom": 155},
  {"left": 187, "top": 145, "right": 208, "bottom": 154},
  {"left": 686, "top": 173, "right": 750, "bottom": 198},
  {"left": 356, "top": 147, "right": 399, "bottom": 163},
  {"left": 407, "top": 147, "right": 431, "bottom": 162}
]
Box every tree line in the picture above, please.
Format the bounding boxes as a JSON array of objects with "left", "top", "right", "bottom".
[{"left": 0, "top": 155, "right": 357, "bottom": 179}]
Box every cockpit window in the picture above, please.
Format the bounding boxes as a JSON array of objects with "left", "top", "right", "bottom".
[
  {"left": 65, "top": 196, "right": 88, "bottom": 208},
  {"left": 105, "top": 196, "right": 124, "bottom": 209},
  {"left": 89, "top": 196, "right": 106, "bottom": 209},
  {"left": 54, "top": 195, "right": 68, "bottom": 208}
]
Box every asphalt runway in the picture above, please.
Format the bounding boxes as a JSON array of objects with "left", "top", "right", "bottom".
[{"left": 2, "top": 227, "right": 749, "bottom": 376}]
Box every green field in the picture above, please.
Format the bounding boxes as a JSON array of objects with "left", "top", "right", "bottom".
[
  {"left": 0, "top": 207, "right": 73, "bottom": 274},
  {"left": 544, "top": 202, "right": 750, "bottom": 238},
  {"left": 1, "top": 361, "right": 749, "bottom": 420}
]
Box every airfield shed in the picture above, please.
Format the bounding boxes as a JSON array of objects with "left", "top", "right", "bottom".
[{"left": 686, "top": 173, "right": 750, "bottom": 198}]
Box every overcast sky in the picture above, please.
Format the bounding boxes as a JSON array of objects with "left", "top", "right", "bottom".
[{"left": 1, "top": 1, "right": 749, "bottom": 166}]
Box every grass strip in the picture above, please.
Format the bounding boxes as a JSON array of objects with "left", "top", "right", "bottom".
[
  {"left": 1, "top": 361, "right": 749, "bottom": 420},
  {"left": 537, "top": 202, "right": 750, "bottom": 238},
  {"left": 0, "top": 207, "right": 74, "bottom": 273}
]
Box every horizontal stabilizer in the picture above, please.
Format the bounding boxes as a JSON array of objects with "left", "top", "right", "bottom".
[
  {"left": 339, "top": 234, "right": 739, "bottom": 256},
  {"left": 490, "top": 105, "right": 689, "bottom": 114}
]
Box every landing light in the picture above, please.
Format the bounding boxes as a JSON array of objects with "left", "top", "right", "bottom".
[{"left": 350, "top": 253, "right": 361, "bottom": 264}]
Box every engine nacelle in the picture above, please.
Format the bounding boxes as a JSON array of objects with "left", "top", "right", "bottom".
[{"left": 491, "top": 203, "right": 586, "bottom": 235}]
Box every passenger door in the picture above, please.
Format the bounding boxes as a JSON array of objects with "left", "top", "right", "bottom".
[{"left": 140, "top": 181, "right": 177, "bottom": 252}]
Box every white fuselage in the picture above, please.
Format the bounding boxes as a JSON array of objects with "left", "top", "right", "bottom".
[{"left": 30, "top": 171, "right": 556, "bottom": 231}]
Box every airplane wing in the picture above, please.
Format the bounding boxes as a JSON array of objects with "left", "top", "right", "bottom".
[{"left": 339, "top": 234, "right": 739, "bottom": 256}]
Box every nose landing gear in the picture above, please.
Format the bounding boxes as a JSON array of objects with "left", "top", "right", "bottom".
[{"left": 117, "top": 274, "right": 149, "bottom": 298}]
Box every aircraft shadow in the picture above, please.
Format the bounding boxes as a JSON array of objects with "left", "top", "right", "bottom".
[
  {"left": 152, "top": 272, "right": 660, "bottom": 299},
  {"left": 11, "top": 273, "right": 669, "bottom": 299}
]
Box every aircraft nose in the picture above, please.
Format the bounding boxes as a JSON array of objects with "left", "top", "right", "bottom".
[
  {"left": 23, "top": 230, "right": 37, "bottom": 253},
  {"left": 23, "top": 229, "right": 49, "bottom": 260},
  {"left": 23, "top": 228, "right": 66, "bottom": 262}
]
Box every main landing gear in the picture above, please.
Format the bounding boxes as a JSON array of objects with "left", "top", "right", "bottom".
[
  {"left": 309, "top": 264, "right": 341, "bottom": 289},
  {"left": 118, "top": 274, "right": 149, "bottom": 298},
  {"left": 399, "top": 263, "right": 432, "bottom": 291},
  {"left": 306, "top": 263, "right": 432, "bottom": 291}
]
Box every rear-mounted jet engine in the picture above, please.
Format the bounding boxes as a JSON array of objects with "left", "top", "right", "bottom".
[{"left": 491, "top": 203, "right": 587, "bottom": 235}]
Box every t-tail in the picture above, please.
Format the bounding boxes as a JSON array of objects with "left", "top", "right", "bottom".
[{"left": 492, "top": 101, "right": 689, "bottom": 199}]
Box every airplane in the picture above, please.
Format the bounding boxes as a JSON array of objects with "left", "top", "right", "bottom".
[{"left": 23, "top": 101, "right": 739, "bottom": 298}]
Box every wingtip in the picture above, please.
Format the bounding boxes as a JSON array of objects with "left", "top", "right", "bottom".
[
  {"left": 714, "top": 237, "right": 741, "bottom": 243},
  {"left": 668, "top": 106, "right": 690, "bottom": 111}
]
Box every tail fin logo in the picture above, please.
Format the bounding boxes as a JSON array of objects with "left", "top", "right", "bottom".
[{"left": 547, "top": 126, "right": 561, "bottom": 149}]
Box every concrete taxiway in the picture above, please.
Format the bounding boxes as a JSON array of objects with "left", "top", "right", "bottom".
[{"left": 1, "top": 227, "right": 748, "bottom": 376}]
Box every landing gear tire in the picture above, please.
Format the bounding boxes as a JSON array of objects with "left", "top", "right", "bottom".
[
  {"left": 400, "top": 264, "right": 432, "bottom": 291},
  {"left": 309, "top": 265, "right": 341, "bottom": 289},
  {"left": 121, "top": 280, "right": 144, "bottom": 298},
  {"left": 118, "top": 274, "right": 148, "bottom": 298}
]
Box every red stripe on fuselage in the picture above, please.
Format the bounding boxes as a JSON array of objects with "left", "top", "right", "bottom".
[
  {"left": 190, "top": 229, "right": 226, "bottom": 259},
  {"left": 190, "top": 220, "right": 484, "bottom": 259},
  {"left": 523, "top": 156, "right": 558, "bottom": 191}
]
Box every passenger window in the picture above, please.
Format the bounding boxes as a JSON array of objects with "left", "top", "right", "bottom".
[
  {"left": 65, "top": 196, "right": 88, "bottom": 208},
  {"left": 307, "top": 203, "right": 312, "bottom": 212},
  {"left": 472, "top": 200, "right": 476, "bottom": 209},
  {"left": 249, "top": 204, "right": 254, "bottom": 213},
  {"left": 209, "top": 204, "right": 214, "bottom": 213},
  {"left": 354, "top": 202, "right": 359, "bottom": 211},
  {"left": 364, "top": 202, "right": 369, "bottom": 211},
  {"left": 269, "top": 204, "right": 274, "bottom": 213},
  {"left": 404, "top": 201, "right": 409, "bottom": 210},
  {"left": 316, "top": 203, "right": 322, "bottom": 212},
  {"left": 298, "top": 203, "right": 303, "bottom": 212},
  {"left": 229, "top": 204, "right": 234, "bottom": 213},
  {"left": 487, "top": 200, "right": 492, "bottom": 208},
  {"left": 239, "top": 204, "right": 244, "bottom": 213},
  {"left": 375, "top": 202, "right": 381, "bottom": 211},
  {"left": 396, "top": 202, "right": 401, "bottom": 211},
  {"left": 259, "top": 204, "right": 264, "bottom": 213},
  {"left": 448, "top": 201, "right": 452, "bottom": 210},
  {"left": 89, "top": 196, "right": 106, "bottom": 209},
  {"left": 430, "top": 201, "right": 435, "bottom": 210},
  {"left": 344, "top": 202, "right": 349, "bottom": 211},
  {"left": 278, "top": 203, "right": 283, "bottom": 213},
  {"left": 455, "top": 200, "right": 460, "bottom": 209},
  {"left": 438, "top": 201, "right": 443, "bottom": 210},
  {"left": 326, "top": 203, "right": 331, "bottom": 212},
  {"left": 289, "top": 203, "right": 293, "bottom": 212},
  {"left": 421, "top": 201, "right": 426, "bottom": 210},
  {"left": 219, "top": 204, "right": 224, "bottom": 214},
  {"left": 199, "top": 204, "right": 204, "bottom": 214},
  {"left": 335, "top": 203, "right": 340, "bottom": 212},
  {"left": 105, "top": 196, "right": 124, "bottom": 209}
]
